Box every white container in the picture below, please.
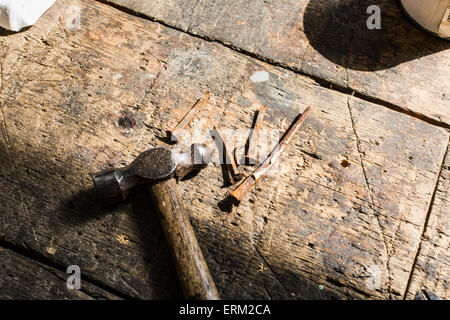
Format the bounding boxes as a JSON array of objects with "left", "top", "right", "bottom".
[
  {"left": 0, "top": 0, "right": 56, "bottom": 32},
  {"left": 400, "top": 0, "right": 450, "bottom": 39}
]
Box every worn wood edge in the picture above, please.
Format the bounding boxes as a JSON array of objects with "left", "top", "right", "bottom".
[
  {"left": 0, "top": 245, "right": 122, "bottom": 300},
  {"left": 97, "top": 0, "right": 450, "bottom": 129}
]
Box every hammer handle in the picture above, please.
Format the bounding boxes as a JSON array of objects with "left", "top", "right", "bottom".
[{"left": 150, "top": 178, "right": 220, "bottom": 300}]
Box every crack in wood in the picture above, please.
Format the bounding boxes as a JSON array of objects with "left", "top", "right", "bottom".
[
  {"left": 259, "top": 275, "right": 273, "bottom": 300},
  {"left": 254, "top": 246, "right": 290, "bottom": 296},
  {"left": 0, "top": 237, "right": 132, "bottom": 300},
  {"left": 402, "top": 139, "right": 450, "bottom": 299},
  {"left": 1, "top": 0, "right": 447, "bottom": 299},
  {"left": 37, "top": 263, "right": 107, "bottom": 300},
  {"left": 95, "top": 0, "right": 450, "bottom": 130},
  {"left": 346, "top": 96, "right": 392, "bottom": 299}
]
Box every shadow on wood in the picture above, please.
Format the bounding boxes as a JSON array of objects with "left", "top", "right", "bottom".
[
  {"left": 0, "top": 26, "right": 33, "bottom": 36},
  {"left": 0, "top": 140, "right": 366, "bottom": 299},
  {"left": 303, "top": 0, "right": 450, "bottom": 71},
  {"left": 129, "top": 186, "right": 183, "bottom": 299},
  {"left": 55, "top": 183, "right": 183, "bottom": 299}
]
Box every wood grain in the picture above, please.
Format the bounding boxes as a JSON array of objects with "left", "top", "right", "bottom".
[
  {"left": 404, "top": 144, "right": 449, "bottom": 299},
  {"left": 102, "top": 0, "right": 450, "bottom": 127},
  {"left": 0, "top": 0, "right": 448, "bottom": 299},
  {"left": 0, "top": 247, "right": 120, "bottom": 299}
]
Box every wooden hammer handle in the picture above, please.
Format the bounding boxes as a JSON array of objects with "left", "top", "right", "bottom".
[{"left": 150, "top": 178, "right": 220, "bottom": 300}]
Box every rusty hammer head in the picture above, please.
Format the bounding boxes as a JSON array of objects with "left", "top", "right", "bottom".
[{"left": 93, "top": 144, "right": 211, "bottom": 201}]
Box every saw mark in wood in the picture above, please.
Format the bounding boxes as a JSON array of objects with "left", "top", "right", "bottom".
[
  {"left": 346, "top": 96, "right": 392, "bottom": 298},
  {"left": 255, "top": 246, "right": 290, "bottom": 296},
  {"left": 403, "top": 140, "right": 450, "bottom": 299}
]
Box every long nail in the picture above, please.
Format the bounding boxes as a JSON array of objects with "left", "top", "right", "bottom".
[
  {"left": 230, "top": 107, "right": 311, "bottom": 204},
  {"left": 170, "top": 92, "right": 210, "bottom": 143},
  {"left": 210, "top": 124, "right": 244, "bottom": 184},
  {"left": 245, "top": 105, "right": 266, "bottom": 165}
]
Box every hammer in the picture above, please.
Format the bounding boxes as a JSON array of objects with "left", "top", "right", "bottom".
[{"left": 92, "top": 144, "right": 220, "bottom": 300}]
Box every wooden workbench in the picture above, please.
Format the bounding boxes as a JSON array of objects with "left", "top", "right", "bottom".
[{"left": 0, "top": 0, "right": 448, "bottom": 299}]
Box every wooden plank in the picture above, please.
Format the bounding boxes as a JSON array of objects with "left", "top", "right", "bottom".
[
  {"left": 0, "top": 0, "right": 183, "bottom": 300},
  {"left": 103, "top": 0, "right": 450, "bottom": 127},
  {"left": 0, "top": 0, "right": 448, "bottom": 299},
  {"left": 0, "top": 247, "right": 120, "bottom": 299},
  {"left": 404, "top": 144, "right": 449, "bottom": 300}
]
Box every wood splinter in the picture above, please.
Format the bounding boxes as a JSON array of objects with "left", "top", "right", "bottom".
[
  {"left": 245, "top": 105, "right": 266, "bottom": 165},
  {"left": 169, "top": 92, "right": 211, "bottom": 143},
  {"left": 211, "top": 124, "right": 245, "bottom": 185},
  {"left": 230, "top": 107, "right": 311, "bottom": 204}
]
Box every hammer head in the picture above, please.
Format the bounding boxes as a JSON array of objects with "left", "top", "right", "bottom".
[{"left": 93, "top": 144, "right": 211, "bottom": 202}]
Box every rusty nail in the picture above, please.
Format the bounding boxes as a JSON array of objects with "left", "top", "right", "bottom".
[
  {"left": 169, "top": 92, "right": 210, "bottom": 143},
  {"left": 245, "top": 105, "right": 266, "bottom": 165},
  {"left": 230, "top": 107, "right": 311, "bottom": 204},
  {"left": 233, "top": 147, "right": 241, "bottom": 167},
  {"left": 210, "top": 124, "right": 245, "bottom": 184}
]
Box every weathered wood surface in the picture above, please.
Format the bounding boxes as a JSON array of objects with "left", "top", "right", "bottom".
[
  {"left": 103, "top": 0, "right": 450, "bottom": 127},
  {"left": 404, "top": 145, "right": 449, "bottom": 300},
  {"left": 0, "top": 247, "right": 120, "bottom": 299},
  {"left": 0, "top": 0, "right": 448, "bottom": 299}
]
